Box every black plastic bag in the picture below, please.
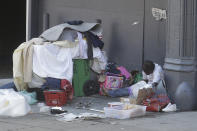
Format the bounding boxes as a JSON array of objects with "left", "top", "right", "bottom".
[{"left": 83, "top": 80, "right": 100, "bottom": 96}]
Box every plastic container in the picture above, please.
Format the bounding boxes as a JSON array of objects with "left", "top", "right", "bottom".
[
  {"left": 44, "top": 90, "right": 67, "bottom": 106},
  {"left": 104, "top": 105, "right": 146, "bottom": 119},
  {"left": 108, "top": 102, "right": 124, "bottom": 109}
]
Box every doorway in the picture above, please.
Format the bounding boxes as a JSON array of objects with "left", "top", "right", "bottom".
[{"left": 0, "top": 0, "right": 26, "bottom": 78}]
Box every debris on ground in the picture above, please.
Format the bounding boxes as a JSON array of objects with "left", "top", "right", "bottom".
[
  {"left": 56, "top": 112, "right": 105, "bottom": 122},
  {"left": 57, "top": 113, "right": 78, "bottom": 122},
  {"left": 104, "top": 104, "right": 146, "bottom": 119},
  {"left": 37, "top": 103, "right": 50, "bottom": 113},
  {"left": 50, "top": 107, "right": 67, "bottom": 114}
]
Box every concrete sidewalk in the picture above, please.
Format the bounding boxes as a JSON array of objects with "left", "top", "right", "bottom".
[
  {"left": 0, "top": 79, "right": 197, "bottom": 131},
  {"left": 0, "top": 108, "right": 197, "bottom": 131}
]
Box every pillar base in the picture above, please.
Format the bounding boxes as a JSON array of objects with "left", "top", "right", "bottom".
[{"left": 163, "top": 57, "right": 196, "bottom": 102}]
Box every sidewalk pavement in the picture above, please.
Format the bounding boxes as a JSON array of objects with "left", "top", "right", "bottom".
[{"left": 0, "top": 79, "right": 197, "bottom": 131}]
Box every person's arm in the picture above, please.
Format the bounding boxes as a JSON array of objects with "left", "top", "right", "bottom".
[
  {"left": 142, "top": 71, "right": 148, "bottom": 83},
  {"left": 152, "top": 65, "right": 163, "bottom": 89},
  {"left": 152, "top": 66, "right": 162, "bottom": 84},
  {"left": 152, "top": 82, "right": 158, "bottom": 87}
]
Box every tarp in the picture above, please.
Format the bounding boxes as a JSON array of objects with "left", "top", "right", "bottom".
[{"left": 40, "top": 22, "right": 102, "bottom": 42}]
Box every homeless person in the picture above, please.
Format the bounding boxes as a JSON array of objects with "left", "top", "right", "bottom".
[
  {"left": 141, "top": 60, "right": 165, "bottom": 94},
  {"left": 107, "top": 60, "right": 166, "bottom": 97}
]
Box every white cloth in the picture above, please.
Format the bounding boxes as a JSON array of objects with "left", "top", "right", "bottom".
[
  {"left": 142, "top": 63, "right": 164, "bottom": 84},
  {"left": 77, "top": 32, "right": 88, "bottom": 59},
  {"left": 27, "top": 73, "right": 46, "bottom": 88},
  {"left": 13, "top": 38, "right": 44, "bottom": 91},
  {"left": 70, "top": 32, "right": 106, "bottom": 60},
  {"left": 13, "top": 38, "right": 78, "bottom": 90},
  {"left": 72, "top": 32, "right": 107, "bottom": 73},
  {"left": 90, "top": 50, "right": 107, "bottom": 73},
  {"left": 33, "top": 44, "right": 73, "bottom": 82},
  {"left": 32, "top": 32, "right": 107, "bottom": 84}
]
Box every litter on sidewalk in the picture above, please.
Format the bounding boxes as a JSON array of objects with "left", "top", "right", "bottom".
[
  {"left": 0, "top": 21, "right": 180, "bottom": 120},
  {"left": 104, "top": 104, "right": 146, "bottom": 119},
  {"left": 0, "top": 89, "right": 31, "bottom": 117},
  {"left": 56, "top": 112, "right": 105, "bottom": 122}
]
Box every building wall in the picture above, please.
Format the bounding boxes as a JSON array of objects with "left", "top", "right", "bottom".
[
  {"left": 144, "top": 0, "right": 167, "bottom": 65},
  {"left": 30, "top": 0, "right": 168, "bottom": 71}
]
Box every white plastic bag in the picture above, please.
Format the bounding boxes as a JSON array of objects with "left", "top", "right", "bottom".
[
  {"left": 19, "top": 91, "right": 38, "bottom": 105},
  {"left": 129, "top": 81, "right": 152, "bottom": 98},
  {"left": 0, "top": 89, "right": 31, "bottom": 117}
]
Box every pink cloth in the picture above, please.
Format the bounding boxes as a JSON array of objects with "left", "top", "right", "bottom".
[{"left": 117, "top": 66, "right": 131, "bottom": 79}]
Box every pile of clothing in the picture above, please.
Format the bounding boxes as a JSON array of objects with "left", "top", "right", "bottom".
[
  {"left": 98, "top": 62, "right": 133, "bottom": 96},
  {"left": 105, "top": 62, "right": 131, "bottom": 80},
  {"left": 13, "top": 21, "right": 107, "bottom": 93}
]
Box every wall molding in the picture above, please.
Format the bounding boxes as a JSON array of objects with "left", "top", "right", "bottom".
[{"left": 164, "top": 57, "right": 196, "bottom": 72}]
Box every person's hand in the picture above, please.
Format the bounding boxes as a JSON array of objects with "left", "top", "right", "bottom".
[
  {"left": 152, "top": 82, "right": 158, "bottom": 87},
  {"left": 143, "top": 79, "right": 148, "bottom": 83},
  {"left": 152, "top": 82, "right": 158, "bottom": 92},
  {"left": 100, "top": 70, "right": 105, "bottom": 75}
]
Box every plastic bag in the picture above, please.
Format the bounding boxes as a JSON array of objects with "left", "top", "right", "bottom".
[
  {"left": 19, "top": 91, "right": 38, "bottom": 105},
  {"left": 0, "top": 89, "right": 31, "bottom": 117},
  {"left": 129, "top": 81, "right": 152, "bottom": 98}
]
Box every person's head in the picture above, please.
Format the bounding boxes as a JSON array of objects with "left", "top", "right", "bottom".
[{"left": 142, "top": 60, "right": 155, "bottom": 75}]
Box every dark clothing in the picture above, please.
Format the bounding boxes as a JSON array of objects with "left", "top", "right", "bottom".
[
  {"left": 42, "top": 77, "right": 61, "bottom": 90},
  {"left": 106, "top": 62, "right": 121, "bottom": 74},
  {"left": 85, "top": 31, "right": 104, "bottom": 49},
  {"left": 84, "top": 32, "right": 94, "bottom": 60},
  {"left": 66, "top": 20, "right": 84, "bottom": 25},
  {"left": 0, "top": 82, "right": 18, "bottom": 91},
  {"left": 83, "top": 31, "right": 104, "bottom": 60},
  {"left": 107, "top": 88, "right": 129, "bottom": 97}
]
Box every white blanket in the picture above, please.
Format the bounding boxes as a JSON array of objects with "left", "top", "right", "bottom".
[{"left": 33, "top": 44, "right": 73, "bottom": 82}]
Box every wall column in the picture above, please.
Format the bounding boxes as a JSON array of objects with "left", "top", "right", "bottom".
[
  {"left": 164, "top": 0, "right": 197, "bottom": 101},
  {"left": 26, "top": 0, "right": 32, "bottom": 41}
]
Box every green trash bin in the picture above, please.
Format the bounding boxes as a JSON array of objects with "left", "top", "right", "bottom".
[{"left": 73, "top": 59, "right": 90, "bottom": 96}]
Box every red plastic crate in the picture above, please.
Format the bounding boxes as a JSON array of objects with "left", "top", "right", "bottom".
[
  {"left": 61, "top": 79, "right": 74, "bottom": 101},
  {"left": 44, "top": 90, "right": 67, "bottom": 106}
]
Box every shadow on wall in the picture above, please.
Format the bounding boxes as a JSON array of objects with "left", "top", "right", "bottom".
[
  {"left": 108, "top": 22, "right": 124, "bottom": 64},
  {"left": 174, "top": 82, "right": 197, "bottom": 111}
]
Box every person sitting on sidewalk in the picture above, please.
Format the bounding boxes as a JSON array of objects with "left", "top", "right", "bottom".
[
  {"left": 106, "top": 60, "right": 166, "bottom": 97},
  {"left": 142, "top": 60, "right": 165, "bottom": 92}
]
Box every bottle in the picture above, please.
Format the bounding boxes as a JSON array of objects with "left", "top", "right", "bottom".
[{"left": 129, "top": 88, "right": 136, "bottom": 104}]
